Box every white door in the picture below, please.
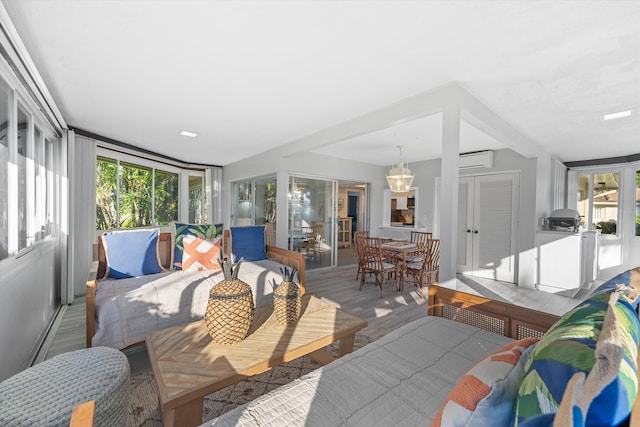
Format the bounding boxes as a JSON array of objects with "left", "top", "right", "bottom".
[{"left": 457, "top": 172, "right": 519, "bottom": 283}]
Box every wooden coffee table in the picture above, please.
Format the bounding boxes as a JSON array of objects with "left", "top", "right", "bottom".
[{"left": 146, "top": 294, "right": 368, "bottom": 427}]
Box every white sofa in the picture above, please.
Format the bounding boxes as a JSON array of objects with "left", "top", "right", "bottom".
[{"left": 86, "top": 229, "right": 305, "bottom": 349}]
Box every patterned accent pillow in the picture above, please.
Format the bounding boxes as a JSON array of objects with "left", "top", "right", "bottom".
[
  {"left": 182, "top": 236, "right": 222, "bottom": 272},
  {"left": 172, "top": 222, "right": 223, "bottom": 270},
  {"left": 514, "top": 290, "right": 640, "bottom": 426},
  {"left": 230, "top": 225, "right": 267, "bottom": 262},
  {"left": 102, "top": 228, "right": 164, "bottom": 279},
  {"left": 430, "top": 337, "right": 539, "bottom": 427},
  {"left": 551, "top": 290, "right": 627, "bottom": 427}
]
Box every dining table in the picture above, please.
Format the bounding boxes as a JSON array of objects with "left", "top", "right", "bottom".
[{"left": 380, "top": 240, "right": 424, "bottom": 295}]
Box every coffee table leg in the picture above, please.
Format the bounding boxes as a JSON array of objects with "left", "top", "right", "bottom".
[
  {"left": 309, "top": 332, "right": 359, "bottom": 365},
  {"left": 309, "top": 349, "right": 335, "bottom": 365},
  {"left": 162, "top": 397, "right": 204, "bottom": 427},
  {"left": 338, "top": 333, "right": 356, "bottom": 357}
]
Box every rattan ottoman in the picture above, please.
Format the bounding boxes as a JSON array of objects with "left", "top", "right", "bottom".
[{"left": 0, "top": 346, "right": 130, "bottom": 427}]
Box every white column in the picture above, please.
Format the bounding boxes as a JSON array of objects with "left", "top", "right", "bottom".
[
  {"left": 67, "top": 131, "right": 97, "bottom": 299},
  {"left": 439, "top": 102, "right": 461, "bottom": 282},
  {"left": 275, "top": 170, "right": 289, "bottom": 249}
]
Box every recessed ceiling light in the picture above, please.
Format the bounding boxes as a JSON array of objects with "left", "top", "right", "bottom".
[
  {"left": 602, "top": 110, "right": 632, "bottom": 121},
  {"left": 180, "top": 130, "right": 198, "bottom": 137}
]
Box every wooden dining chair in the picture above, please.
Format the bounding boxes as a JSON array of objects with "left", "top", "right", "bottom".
[
  {"left": 410, "top": 231, "right": 432, "bottom": 248},
  {"left": 298, "top": 223, "right": 324, "bottom": 260},
  {"left": 359, "top": 237, "right": 398, "bottom": 298},
  {"left": 353, "top": 230, "right": 369, "bottom": 280},
  {"left": 310, "top": 222, "right": 325, "bottom": 259},
  {"left": 405, "top": 238, "right": 440, "bottom": 298}
]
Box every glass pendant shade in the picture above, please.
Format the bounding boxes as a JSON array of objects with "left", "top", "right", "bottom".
[
  {"left": 386, "top": 163, "right": 414, "bottom": 193},
  {"left": 385, "top": 146, "right": 414, "bottom": 193}
]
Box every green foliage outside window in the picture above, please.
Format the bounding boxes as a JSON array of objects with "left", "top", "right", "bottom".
[
  {"left": 119, "top": 162, "right": 153, "bottom": 228},
  {"left": 595, "top": 220, "right": 617, "bottom": 235},
  {"left": 96, "top": 156, "right": 179, "bottom": 230},
  {"left": 154, "top": 169, "right": 178, "bottom": 226},
  {"left": 96, "top": 157, "right": 118, "bottom": 230}
]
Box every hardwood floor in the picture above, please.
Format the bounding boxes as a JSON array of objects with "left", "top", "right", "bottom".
[{"left": 36, "top": 263, "right": 586, "bottom": 371}]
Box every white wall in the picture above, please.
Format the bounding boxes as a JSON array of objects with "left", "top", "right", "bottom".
[
  {"left": 461, "top": 149, "right": 538, "bottom": 287},
  {"left": 222, "top": 150, "right": 387, "bottom": 240},
  {"left": 0, "top": 240, "right": 59, "bottom": 380},
  {"left": 223, "top": 146, "right": 543, "bottom": 287},
  {"left": 411, "top": 148, "right": 539, "bottom": 287}
]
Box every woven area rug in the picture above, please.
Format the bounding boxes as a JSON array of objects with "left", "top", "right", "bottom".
[{"left": 128, "top": 333, "right": 374, "bottom": 427}]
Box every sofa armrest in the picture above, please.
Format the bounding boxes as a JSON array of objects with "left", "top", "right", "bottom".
[
  {"left": 428, "top": 283, "right": 558, "bottom": 339},
  {"left": 266, "top": 245, "right": 306, "bottom": 296},
  {"left": 85, "top": 261, "right": 99, "bottom": 348},
  {"left": 222, "top": 229, "right": 306, "bottom": 295}
]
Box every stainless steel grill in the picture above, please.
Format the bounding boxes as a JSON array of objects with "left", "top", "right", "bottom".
[{"left": 548, "top": 209, "right": 581, "bottom": 232}]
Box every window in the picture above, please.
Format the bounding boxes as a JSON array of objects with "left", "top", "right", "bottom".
[
  {"left": 231, "top": 176, "right": 277, "bottom": 227},
  {"left": 96, "top": 153, "right": 203, "bottom": 230},
  {"left": 97, "top": 156, "right": 179, "bottom": 229},
  {"left": 34, "top": 126, "right": 44, "bottom": 241},
  {"left": 96, "top": 156, "right": 118, "bottom": 230},
  {"left": 153, "top": 168, "right": 178, "bottom": 226},
  {"left": 118, "top": 161, "right": 154, "bottom": 228},
  {"left": 0, "top": 80, "right": 8, "bottom": 259},
  {"left": 44, "top": 138, "right": 54, "bottom": 237},
  {"left": 188, "top": 175, "right": 205, "bottom": 223},
  {"left": 576, "top": 171, "right": 620, "bottom": 235},
  {"left": 0, "top": 78, "right": 59, "bottom": 260},
  {"left": 17, "top": 105, "right": 29, "bottom": 250}
]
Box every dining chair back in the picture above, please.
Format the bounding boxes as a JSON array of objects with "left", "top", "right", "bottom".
[
  {"left": 359, "top": 237, "right": 398, "bottom": 298},
  {"left": 298, "top": 222, "right": 324, "bottom": 260},
  {"left": 406, "top": 238, "right": 440, "bottom": 299},
  {"left": 410, "top": 231, "right": 432, "bottom": 249},
  {"left": 353, "top": 230, "right": 369, "bottom": 280}
]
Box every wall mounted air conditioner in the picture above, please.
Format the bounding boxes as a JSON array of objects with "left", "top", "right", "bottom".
[{"left": 459, "top": 151, "right": 494, "bottom": 170}]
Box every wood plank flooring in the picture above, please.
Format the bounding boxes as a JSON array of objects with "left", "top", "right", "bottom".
[{"left": 37, "top": 263, "right": 586, "bottom": 371}]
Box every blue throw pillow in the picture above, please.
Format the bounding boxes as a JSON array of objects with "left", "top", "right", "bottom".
[
  {"left": 102, "top": 229, "right": 164, "bottom": 279},
  {"left": 230, "top": 225, "right": 267, "bottom": 262}
]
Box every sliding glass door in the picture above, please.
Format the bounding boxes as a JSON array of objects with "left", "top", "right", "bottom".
[
  {"left": 231, "top": 175, "right": 277, "bottom": 246},
  {"left": 288, "top": 176, "right": 336, "bottom": 269}
]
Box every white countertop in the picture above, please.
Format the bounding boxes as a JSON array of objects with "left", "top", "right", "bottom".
[{"left": 378, "top": 225, "right": 426, "bottom": 231}]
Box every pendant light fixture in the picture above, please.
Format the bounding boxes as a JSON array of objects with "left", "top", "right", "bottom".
[{"left": 385, "top": 145, "right": 414, "bottom": 194}]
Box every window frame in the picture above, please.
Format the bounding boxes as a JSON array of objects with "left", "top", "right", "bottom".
[
  {"left": 568, "top": 166, "right": 624, "bottom": 236},
  {"left": 96, "top": 146, "right": 206, "bottom": 231},
  {"left": 0, "top": 76, "right": 61, "bottom": 260}
]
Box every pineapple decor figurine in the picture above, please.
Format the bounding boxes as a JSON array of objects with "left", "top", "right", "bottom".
[
  {"left": 273, "top": 266, "right": 301, "bottom": 325},
  {"left": 205, "top": 257, "right": 255, "bottom": 345}
]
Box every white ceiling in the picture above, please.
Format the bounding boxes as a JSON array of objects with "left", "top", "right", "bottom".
[{"left": 3, "top": 0, "right": 639, "bottom": 166}]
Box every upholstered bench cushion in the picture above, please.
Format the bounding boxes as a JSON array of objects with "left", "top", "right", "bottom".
[
  {"left": 202, "top": 316, "right": 513, "bottom": 426},
  {"left": 0, "top": 347, "right": 130, "bottom": 427}
]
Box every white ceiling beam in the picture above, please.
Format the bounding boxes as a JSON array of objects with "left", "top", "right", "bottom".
[
  {"left": 265, "top": 82, "right": 465, "bottom": 160},
  {"left": 456, "top": 82, "right": 546, "bottom": 159}
]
